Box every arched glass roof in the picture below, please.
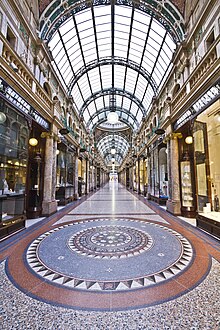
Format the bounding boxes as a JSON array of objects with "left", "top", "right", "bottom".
[
  {"left": 96, "top": 134, "right": 130, "bottom": 165},
  {"left": 47, "top": 3, "right": 177, "bottom": 130}
]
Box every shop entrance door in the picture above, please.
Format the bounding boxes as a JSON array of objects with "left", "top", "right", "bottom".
[{"left": 193, "top": 121, "right": 211, "bottom": 212}]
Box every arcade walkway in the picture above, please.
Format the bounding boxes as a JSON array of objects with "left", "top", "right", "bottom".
[{"left": 0, "top": 183, "right": 220, "bottom": 329}]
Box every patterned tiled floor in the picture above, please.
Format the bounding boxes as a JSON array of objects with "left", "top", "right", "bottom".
[{"left": 0, "top": 182, "right": 220, "bottom": 329}]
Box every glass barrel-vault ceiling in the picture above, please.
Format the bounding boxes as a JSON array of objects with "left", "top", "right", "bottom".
[
  {"left": 48, "top": 3, "right": 176, "bottom": 131},
  {"left": 96, "top": 134, "right": 130, "bottom": 165}
]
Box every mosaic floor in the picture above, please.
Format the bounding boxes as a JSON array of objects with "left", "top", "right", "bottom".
[{"left": 0, "top": 182, "right": 220, "bottom": 329}]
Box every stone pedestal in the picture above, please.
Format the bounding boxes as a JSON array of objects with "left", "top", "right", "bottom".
[
  {"left": 42, "top": 200, "right": 57, "bottom": 216},
  {"left": 166, "top": 199, "right": 181, "bottom": 215}
]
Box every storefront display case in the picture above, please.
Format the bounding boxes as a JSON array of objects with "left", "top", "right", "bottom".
[
  {"left": 0, "top": 101, "right": 28, "bottom": 238},
  {"left": 56, "top": 147, "right": 75, "bottom": 204},
  {"left": 149, "top": 143, "right": 168, "bottom": 205},
  {"left": 193, "top": 116, "right": 220, "bottom": 238},
  {"left": 179, "top": 159, "right": 195, "bottom": 216}
]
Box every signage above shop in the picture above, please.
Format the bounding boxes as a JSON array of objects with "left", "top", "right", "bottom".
[
  {"left": 174, "top": 79, "right": 220, "bottom": 130},
  {"left": 0, "top": 78, "right": 50, "bottom": 130}
]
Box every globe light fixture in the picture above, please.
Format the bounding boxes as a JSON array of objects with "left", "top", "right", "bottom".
[
  {"left": 111, "top": 157, "right": 115, "bottom": 162},
  {"left": 29, "top": 137, "right": 38, "bottom": 146},
  {"left": 185, "top": 136, "right": 193, "bottom": 144},
  {"left": 111, "top": 148, "right": 116, "bottom": 155},
  {"left": 107, "top": 111, "right": 119, "bottom": 124}
]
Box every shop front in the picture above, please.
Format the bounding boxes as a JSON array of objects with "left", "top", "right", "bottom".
[
  {"left": 148, "top": 141, "right": 168, "bottom": 205},
  {"left": 0, "top": 97, "right": 28, "bottom": 238},
  {"left": 174, "top": 79, "right": 220, "bottom": 237},
  {"left": 194, "top": 99, "right": 220, "bottom": 237},
  {"left": 55, "top": 143, "right": 76, "bottom": 205},
  {"left": 78, "top": 157, "right": 87, "bottom": 196},
  {"left": 0, "top": 78, "right": 51, "bottom": 237}
]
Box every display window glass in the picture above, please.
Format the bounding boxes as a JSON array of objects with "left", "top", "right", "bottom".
[
  {"left": 158, "top": 147, "right": 168, "bottom": 199},
  {"left": 56, "top": 146, "right": 75, "bottom": 204},
  {"left": 0, "top": 102, "right": 28, "bottom": 224},
  {"left": 196, "top": 100, "right": 220, "bottom": 223}
]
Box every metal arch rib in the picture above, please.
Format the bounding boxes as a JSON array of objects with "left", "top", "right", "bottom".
[
  {"left": 96, "top": 131, "right": 131, "bottom": 145},
  {"left": 80, "top": 88, "right": 146, "bottom": 116},
  {"left": 86, "top": 106, "right": 139, "bottom": 128},
  {"left": 68, "top": 57, "right": 158, "bottom": 95},
  {"left": 90, "top": 116, "right": 135, "bottom": 131}
]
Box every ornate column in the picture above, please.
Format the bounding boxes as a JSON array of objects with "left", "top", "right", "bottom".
[
  {"left": 85, "top": 158, "right": 89, "bottom": 194},
  {"left": 42, "top": 132, "right": 57, "bottom": 216},
  {"left": 166, "top": 133, "right": 182, "bottom": 215},
  {"left": 147, "top": 151, "right": 153, "bottom": 198},
  {"left": 51, "top": 138, "right": 57, "bottom": 201},
  {"left": 74, "top": 149, "right": 79, "bottom": 200},
  {"left": 137, "top": 157, "right": 141, "bottom": 194}
]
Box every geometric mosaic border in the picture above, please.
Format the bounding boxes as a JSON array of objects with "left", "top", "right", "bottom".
[{"left": 26, "top": 219, "right": 193, "bottom": 291}]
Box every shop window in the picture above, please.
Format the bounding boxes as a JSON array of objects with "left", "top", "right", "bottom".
[
  {"left": 43, "top": 82, "right": 51, "bottom": 98},
  {"left": 10, "top": 122, "right": 19, "bottom": 158},
  {"left": 6, "top": 26, "right": 16, "bottom": 49},
  {"left": 56, "top": 147, "right": 75, "bottom": 204},
  {"left": 68, "top": 116, "right": 72, "bottom": 128},
  {"left": 173, "top": 84, "right": 180, "bottom": 98},
  {"left": 206, "top": 30, "right": 215, "bottom": 50},
  {"left": 0, "top": 103, "right": 29, "bottom": 226}
]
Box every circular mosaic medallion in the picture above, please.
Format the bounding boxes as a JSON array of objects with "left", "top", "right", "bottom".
[
  {"left": 26, "top": 218, "right": 193, "bottom": 292},
  {"left": 68, "top": 225, "right": 153, "bottom": 258}
]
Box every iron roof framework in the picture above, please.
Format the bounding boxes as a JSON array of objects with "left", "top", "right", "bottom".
[
  {"left": 40, "top": 1, "right": 184, "bottom": 165},
  {"left": 96, "top": 133, "right": 130, "bottom": 165}
]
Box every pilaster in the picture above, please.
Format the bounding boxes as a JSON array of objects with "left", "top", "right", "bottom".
[
  {"left": 166, "top": 133, "right": 182, "bottom": 215},
  {"left": 42, "top": 132, "right": 57, "bottom": 216}
]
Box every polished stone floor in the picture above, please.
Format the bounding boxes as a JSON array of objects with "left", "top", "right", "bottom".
[{"left": 0, "top": 182, "right": 220, "bottom": 329}]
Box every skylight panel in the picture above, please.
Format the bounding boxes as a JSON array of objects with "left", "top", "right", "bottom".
[
  {"left": 83, "top": 109, "right": 90, "bottom": 123},
  {"left": 95, "top": 97, "right": 104, "bottom": 109},
  {"left": 148, "top": 36, "right": 161, "bottom": 51},
  {"left": 130, "top": 103, "right": 138, "bottom": 116},
  {"left": 87, "top": 103, "right": 96, "bottom": 116},
  {"left": 62, "top": 29, "right": 76, "bottom": 44},
  {"left": 94, "top": 5, "right": 110, "bottom": 19},
  {"left": 75, "top": 8, "right": 91, "bottom": 23},
  {"left": 114, "top": 47, "right": 127, "bottom": 58},
  {"left": 133, "top": 9, "right": 151, "bottom": 24},
  {"left": 59, "top": 17, "right": 73, "bottom": 35},
  {"left": 128, "top": 50, "right": 142, "bottom": 64},
  {"left": 142, "top": 98, "right": 151, "bottom": 112},
  {"left": 122, "top": 98, "right": 132, "bottom": 109}
]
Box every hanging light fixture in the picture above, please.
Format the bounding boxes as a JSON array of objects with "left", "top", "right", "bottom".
[
  {"left": 29, "top": 137, "right": 38, "bottom": 146},
  {"left": 185, "top": 136, "right": 193, "bottom": 144},
  {"left": 107, "top": 94, "right": 118, "bottom": 124},
  {"left": 111, "top": 148, "right": 116, "bottom": 155}
]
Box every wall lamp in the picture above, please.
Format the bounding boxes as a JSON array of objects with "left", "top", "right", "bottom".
[
  {"left": 0, "top": 112, "right": 7, "bottom": 124},
  {"left": 59, "top": 128, "right": 70, "bottom": 135}
]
